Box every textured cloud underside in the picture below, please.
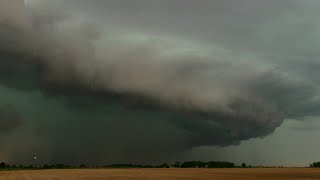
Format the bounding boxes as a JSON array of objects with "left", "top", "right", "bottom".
[{"left": 0, "top": 0, "right": 319, "bottom": 164}]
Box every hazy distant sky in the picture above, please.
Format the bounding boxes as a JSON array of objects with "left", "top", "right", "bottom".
[{"left": 1, "top": 0, "right": 320, "bottom": 166}]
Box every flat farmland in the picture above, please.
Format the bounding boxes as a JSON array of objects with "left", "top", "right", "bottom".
[{"left": 1, "top": 168, "right": 320, "bottom": 180}]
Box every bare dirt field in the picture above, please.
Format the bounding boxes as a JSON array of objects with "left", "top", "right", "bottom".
[{"left": 1, "top": 168, "right": 320, "bottom": 180}]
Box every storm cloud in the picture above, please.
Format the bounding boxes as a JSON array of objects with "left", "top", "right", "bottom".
[
  {"left": 0, "top": 0, "right": 320, "bottom": 164},
  {"left": 0, "top": 104, "right": 23, "bottom": 134}
]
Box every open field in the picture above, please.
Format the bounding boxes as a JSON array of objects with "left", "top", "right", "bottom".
[{"left": 1, "top": 168, "right": 320, "bottom": 180}]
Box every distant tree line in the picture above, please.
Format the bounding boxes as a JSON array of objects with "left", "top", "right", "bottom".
[
  {"left": 82, "top": 161, "right": 237, "bottom": 168},
  {"left": 0, "top": 161, "right": 291, "bottom": 170},
  {"left": 0, "top": 162, "right": 87, "bottom": 170},
  {"left": 179, "top": 161, "right": 235, "bottom": 168},
  {"left": 310, "top": 162, "right": 320, "bottom": 167},
  {"left": 0, "top": 162, "right": 38, "bottom": 170},
  {"left": 0, "top": 161, "right": 244, "bottom": 170},
  {"left": 105, "top": 161, "right": 256, "bottom": 168}
]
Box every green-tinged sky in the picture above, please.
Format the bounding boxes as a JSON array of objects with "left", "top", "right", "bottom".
[
  {"left": 1, "top": 0, "right": 320, "bottom": 166},
  {"left": 188, "top": 118, "right": 320, "bottom": 167}
]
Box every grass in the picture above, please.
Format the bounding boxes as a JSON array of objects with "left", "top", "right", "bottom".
[{"left": 1, "top": 168, "right": 320, "bottom": 180}]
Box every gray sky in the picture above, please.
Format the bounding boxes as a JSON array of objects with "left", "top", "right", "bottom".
[{"left": 0, "top": 0, "right": 320, "bottom": 166}]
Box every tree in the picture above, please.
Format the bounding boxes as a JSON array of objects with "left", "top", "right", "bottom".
[
  {"left": 159, "top": 163, "right": 169, "bottom": 168},
  {"left": 173, "top": 161, "right": 181, "bottom": 168},
  {"left": 0, "top": 162, "right": 6, "bottom": 169},
  {"left": 42, "top": 164, "right": 51, "bottom": 169},
  {"left": 310, "top": 162, "right": 320, "bottom": 167},
  {"left": 182, "top": 161, "right": 209, "bottom": 168},
  {"left": 207, "top": 161, "right": 235, "bottom": 168},
  {"left": 241, "top": 163, "right": 247, "bottom": 168}
]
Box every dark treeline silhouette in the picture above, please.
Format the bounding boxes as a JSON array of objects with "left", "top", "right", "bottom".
[
  {"left": 0, "top": 161, "right": 240, "bottom": 170},
  {"left": 102, "top": 161, "right": 238, "bottom": 168},
  {"left": 180, "top": 161, "right": 235, "bottom": 168},
  {"left": 0, "top": 162, "right": 36, "bottom": 170},
  {"left": 310, "top": 162, "right": 320, "bottom": 167},
  {"left": 0, "top": 161, "right": 295, "bottom": 170}
]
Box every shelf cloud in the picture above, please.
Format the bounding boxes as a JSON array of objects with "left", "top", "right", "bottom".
[{"left": 1, "top": 0, "right": 320, "bottom": 164}]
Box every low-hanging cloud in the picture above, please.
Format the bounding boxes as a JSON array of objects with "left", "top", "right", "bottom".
[{"left": 0, "top": 0, "right": 320, "bottom": 164}]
